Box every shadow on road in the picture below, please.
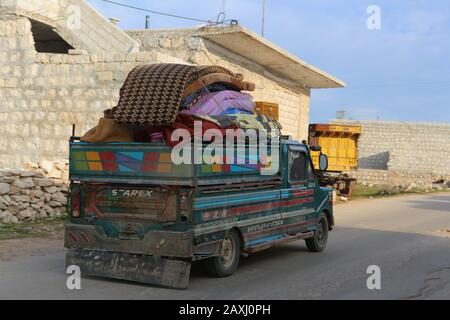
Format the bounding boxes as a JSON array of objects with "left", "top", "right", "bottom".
[
  {"left": 405, "top": 194, "right": 450, "bottom": 213},
  {"left": 190, "top": 243, "right": 309, "bottom": 279},
  {"left": 191, "top": 227, "right": 450, "bottom": 299}
]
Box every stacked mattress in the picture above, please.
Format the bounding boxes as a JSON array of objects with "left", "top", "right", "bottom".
[{"left": 81, "top": 63, "right": 281, "bottom": 145}]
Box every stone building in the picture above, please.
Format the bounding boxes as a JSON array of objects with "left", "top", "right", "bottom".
[{"left": 0, "top": 0, "right": 344, "bottom": 168}]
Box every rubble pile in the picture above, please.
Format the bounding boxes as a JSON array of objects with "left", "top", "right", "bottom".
[{"left": 0, "top": 160, "right": 68, "bottom": 224}]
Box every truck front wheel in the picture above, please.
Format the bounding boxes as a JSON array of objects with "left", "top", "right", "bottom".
[
  {"left": 205, "top": 229, "right": 241, "bottom": 277},
  {"left": 305, "top": 213, "right": 329, "bottom": 252}
]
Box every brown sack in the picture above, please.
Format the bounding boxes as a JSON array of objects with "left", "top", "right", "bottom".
[{"left": 80, "top": 118, "right": 134, "bottom": 143}]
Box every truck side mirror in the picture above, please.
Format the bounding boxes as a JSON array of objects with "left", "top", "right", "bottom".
[{"left": 319, "top": 154, "right": 328, "bottom": 171}]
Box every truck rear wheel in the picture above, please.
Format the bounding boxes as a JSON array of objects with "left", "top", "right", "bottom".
[
  {"left": 305, "top": 213, "right": 329, "bottom": 252},
  {"left": 205, "top": 229, "right": 241, "bottom": 277}
]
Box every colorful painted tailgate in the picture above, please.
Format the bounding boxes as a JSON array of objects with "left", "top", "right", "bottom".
[
  {"left": 65, "top": 140, "right": 334, "bottom": 289},
  {"left": 70, "top": 142, "right": 275, "bottom": 186}
]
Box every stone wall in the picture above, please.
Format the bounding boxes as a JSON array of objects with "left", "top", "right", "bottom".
[
  {"left": 0, "top": 160, "right": 68, "bottom": 224},
  {"left": 332, "top": 119, "right": 450, "bottom": 187},
  {"left": 127, "top": 29, "right": 311, "bottom": 140}
]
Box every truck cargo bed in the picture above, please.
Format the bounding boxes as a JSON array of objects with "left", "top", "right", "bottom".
[{"left": 69, "top": 142, "right": 279, "bottom": 186}]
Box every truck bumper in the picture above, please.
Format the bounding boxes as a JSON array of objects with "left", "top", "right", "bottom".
[
  {"left": 66, "top": 248, "right": 191, "bottom": 289},
  {"left": 64, "top": 222, "right": 193, "bottom": 258}
]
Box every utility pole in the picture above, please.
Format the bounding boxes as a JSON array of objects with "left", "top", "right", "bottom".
[{"left": 261, "top": 0, "right": 266, "bottom": 37}]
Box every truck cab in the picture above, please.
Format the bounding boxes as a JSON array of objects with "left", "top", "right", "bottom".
[{"left": 65, "top": 138, "right": 334, "bottom": 288}]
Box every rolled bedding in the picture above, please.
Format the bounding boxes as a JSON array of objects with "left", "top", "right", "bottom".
[{"left": 179, "top": 90, "right": 256, "bottom": 116}]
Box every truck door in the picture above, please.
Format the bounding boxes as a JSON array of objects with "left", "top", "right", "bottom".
[{"left": 282, "top": 145, "right": 316, "bottom": 234}]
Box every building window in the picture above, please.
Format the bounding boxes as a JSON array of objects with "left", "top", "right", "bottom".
[{"left": 30, "top": 19, "right": 74, "bottom": 54}]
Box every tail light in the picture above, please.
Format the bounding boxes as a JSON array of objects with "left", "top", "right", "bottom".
[
  {"left": 71, "top": 188, "right": 81, "bottom": 218},
  {"left": 180, "top": 192, "right": 189, "bottom": 211},
  {"left": 179, "top": 191, "right": 190, "bottom": 223}
]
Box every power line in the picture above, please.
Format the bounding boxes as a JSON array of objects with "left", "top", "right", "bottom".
[{"left": 97, "top": 0, "right": 212, "bottom": 23}]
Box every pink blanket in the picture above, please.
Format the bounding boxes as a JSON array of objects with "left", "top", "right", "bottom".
[{"left": 179, "top": 90, "right": 255, "bottom": 116}]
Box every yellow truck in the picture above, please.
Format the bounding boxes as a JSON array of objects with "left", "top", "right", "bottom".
[{"left": 309, "top": 124, "right": 362, "bottom": 197}]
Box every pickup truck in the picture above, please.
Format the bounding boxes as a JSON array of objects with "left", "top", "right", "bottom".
[{"left": 65, "top": 137, "right": 334, "bottom": 288}]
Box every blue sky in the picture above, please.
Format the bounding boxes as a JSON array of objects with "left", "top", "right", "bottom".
[{"left": 87, "top": 0, "right": 450, "bottom": 123}]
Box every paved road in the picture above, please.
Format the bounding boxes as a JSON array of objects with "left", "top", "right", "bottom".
[{"left": 1, "top": 193, "right": 449, "bottom": 300}]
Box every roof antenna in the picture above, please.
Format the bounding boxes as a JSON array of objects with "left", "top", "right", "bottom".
[
  {"left": 109, "top": 17, "right": 120, "bottom": 25},
  {"left": 261, "top": 0, "right": 266, "bottom": 36}
]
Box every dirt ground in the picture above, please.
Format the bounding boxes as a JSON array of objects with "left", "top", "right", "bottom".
[{"left": 0, "top": 231, "right": 64, "bottom": 262}]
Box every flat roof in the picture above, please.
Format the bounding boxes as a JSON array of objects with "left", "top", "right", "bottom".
[
  {"left": 198, "top": 26, "right": 345, "bottom": 90},
  {"left": 126, "top": 25, "right": 346, "bottom": 92}
]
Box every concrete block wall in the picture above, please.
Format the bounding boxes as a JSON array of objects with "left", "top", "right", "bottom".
[
  {"left": 127, "top": 29, "right": 311, "bottom": 140},
  {"left": 0, "top": 15, "right": 179, "bottom": 168},
  {"left": 332, "top": 119, "right": 450, "bottom": 186}
]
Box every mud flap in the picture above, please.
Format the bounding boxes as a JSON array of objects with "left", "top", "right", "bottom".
[{"left": 66, "top": 248, "right": 191, "bottom": 289}]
